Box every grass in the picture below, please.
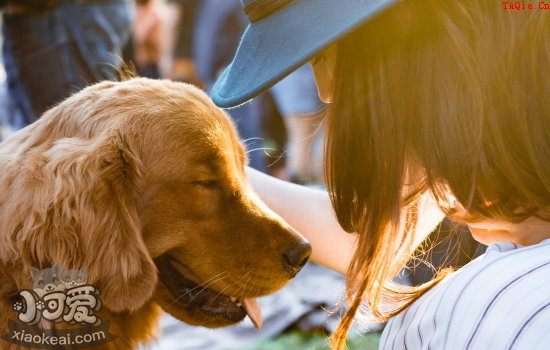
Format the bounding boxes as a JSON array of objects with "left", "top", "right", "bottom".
[{"left": 238, "top": 331, "right": 381, "bottom": 350}]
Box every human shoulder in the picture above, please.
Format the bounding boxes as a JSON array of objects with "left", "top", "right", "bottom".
[{"left": 380, "top": 240, "right": 550, "bottom": 350}]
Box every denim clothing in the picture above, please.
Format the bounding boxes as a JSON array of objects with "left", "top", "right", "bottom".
[
  {"left": 136, "top": 63, "right": 161, "bottom": 79},
  {"left": 2, "top": 0, "right": 132, "bottom": 128},
  {"left": 270, "top": 64, "right": 323, "bottom": 117},
  {"left": 168, "top": 0, "right": 200, "bottom": 60},
  {"left": 195, "top": 0, "right": 267, "bottom": 172},
  {"left": 193, "top": 0, "right": 248, "bottom": 83}
]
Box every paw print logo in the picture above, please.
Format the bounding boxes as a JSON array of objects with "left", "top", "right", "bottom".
[
  {"left": 13, "top": 301, "right": 23, "bottom": 312},
  {"left": 36, "top": 300, "right": 45, "bottom": 311}
]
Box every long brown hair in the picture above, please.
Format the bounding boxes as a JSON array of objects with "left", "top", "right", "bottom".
[{"left": 325, "top": 0, "right": 550, "bottom": 348}]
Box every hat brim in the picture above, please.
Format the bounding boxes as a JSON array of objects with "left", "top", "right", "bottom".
[{"left": 212, "top": 0, "right": 399, "bottom": 108}]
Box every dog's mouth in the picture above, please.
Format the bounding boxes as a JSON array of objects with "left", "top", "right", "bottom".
[{"left": 154, "top": 254, "right": 263, "bottom": 329}]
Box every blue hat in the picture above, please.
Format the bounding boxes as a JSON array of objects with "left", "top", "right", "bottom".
[{"left": 211, "top": 0, "right": 399, "bottom": 108}]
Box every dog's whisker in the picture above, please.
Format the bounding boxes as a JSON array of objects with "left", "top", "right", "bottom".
[
  {"left": 185, "top": 274, "right": 229, "bottom": 295},
  {"left": 178, "top": 271, "right": 229, "bottom": 297},
  {"left": 245, "top": 277, "right": 261, "bottom": 301},
  {"left": 245, "top": 147, "right": 275, "bottom": 155},
  {"left": 167, "top": 276, "right": 228, "bottom": 309},
  {"left": 237, "top": 276, "right": 253, "bottom": 303},
  {"left": 224, "top": 266, "right": 256, "bottom": 303},
  {"left": 227, "top": 279, "right": 247, "bottom": 303},
  {"left": 166, "top": 272, "right": 229, "bottom": 308},
  {"left": 234, "top": 267, "right": 255, "bottom": 291},
  {"left": 229, "top": 268, "right": 255, "bottom": 299},
  {"left": 184, "top": 274, "right": 232, "bottom": 306},
  {"left": 238, "top": 267, "right": 256, "bottom": 281},
  {"left": 168, "top": 275, "right": 229, "bottom": 309},
  {"left": 219, "top": 150, "right": 247, "bottom": 159},
  {"left": 242, "top": 137, "right": 264, "bottom": 143},
  {"left": 192, "top": 271, "right": 230, "bottom": 289},
  {"left": 211, "top": 280, "right": 238, "bottom": 304},
  {"left": 206, "top": 266, "right": 256, "bottom": 304}
]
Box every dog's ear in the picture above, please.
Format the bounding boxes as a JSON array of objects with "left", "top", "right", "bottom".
[
  {"left": 52, "top": 261, "right": 64, "bottom": 274},
  {"left": 29, "top": 267, "right": 39, "bottom": 280},
  {"left": 42, "top": 129, "right": 157, "bottom": 312}
]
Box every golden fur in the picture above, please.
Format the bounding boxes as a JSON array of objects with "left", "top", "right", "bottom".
[{"left": 0, "top": 78, "right": 309, "bottom": 349}]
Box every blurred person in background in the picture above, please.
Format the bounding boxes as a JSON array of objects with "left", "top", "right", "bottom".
[
  {"left": 0, "top": 0, "right": 132, "bottom": 129},
  {"left": 0, "top": 21, "right": 12, "bottom": 141},
  {"left": 0, "top": 50, "right": 12, "bottom": 142},
  {"left": 133, "top": 0, "right": 168, "bottom": 79},
  {"left": 165, "top": 0, "right": 202, "bottom": 86},
  {"left": 192, "top": 0, "right": 267, "bottom": 172},
  {"left": 270, "top": 64, "right": 325, "bottom": 185}
]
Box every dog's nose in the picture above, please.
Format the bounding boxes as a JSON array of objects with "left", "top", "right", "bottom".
[{"left": 283, "top": 240, "right": 312, "bottom": 275}]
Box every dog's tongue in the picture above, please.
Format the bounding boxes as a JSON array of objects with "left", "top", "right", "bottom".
[{"left": 242, "top": 298, "right": 263, "bottom": 330}]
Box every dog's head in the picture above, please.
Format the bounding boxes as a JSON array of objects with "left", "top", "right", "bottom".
[{"left": 0, "top": 78, "right": 310, "bottom": 329}]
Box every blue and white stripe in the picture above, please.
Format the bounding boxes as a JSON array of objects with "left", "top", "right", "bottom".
[{"left": 381, "top": 239, "right": 550, "bottom": 349}]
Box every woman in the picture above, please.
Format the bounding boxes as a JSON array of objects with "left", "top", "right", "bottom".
[
  {"left": 133, "top": 0, "right": 167, "bottom": 79},
  {"left": 212, "top": 0, "right": 550, "bottom": 349}
]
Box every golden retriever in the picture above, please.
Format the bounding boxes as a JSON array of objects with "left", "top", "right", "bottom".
[{"left": 0, "top": 78, "right": 311, "bottom": 349}]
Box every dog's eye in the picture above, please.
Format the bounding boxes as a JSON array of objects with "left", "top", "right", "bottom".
[{"left": 195, "top": 180, "right": 217, "bottom": 187}]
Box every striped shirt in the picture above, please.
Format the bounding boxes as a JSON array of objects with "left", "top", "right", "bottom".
[{"left": 380, "top": 239, "right": 550, "bottom": 350}]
